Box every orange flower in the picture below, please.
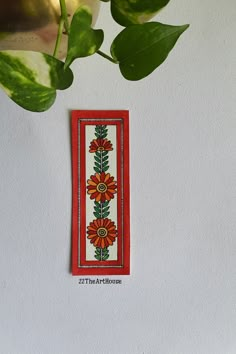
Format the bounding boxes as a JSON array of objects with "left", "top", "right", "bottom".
[
  {"left": 89, "top": 138, "right": 113, "bottom": 153},
  {"left": 87, "top": 218, "right": 117, "bottom": 249},
  {"left": 87, "top": 172, "right": 117, "bottom": 202}
]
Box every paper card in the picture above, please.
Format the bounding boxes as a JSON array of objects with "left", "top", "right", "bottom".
[{"left": 71, "top": 110, "right": 130, "bottom": 276}]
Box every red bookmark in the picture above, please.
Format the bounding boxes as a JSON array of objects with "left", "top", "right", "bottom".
[{"left": 71, "top": 110, "right": 130, "bottom": 275}]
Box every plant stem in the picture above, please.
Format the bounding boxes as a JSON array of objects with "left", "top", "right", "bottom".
[
  {"left": 97, "top": 50, "right": 118, "bottom": 64},
  {"left": 53, "top": 17, "right": 65, "bottom": 58},
  {"left": 59, "top": 0, "right": 70, "bottom": 34}
]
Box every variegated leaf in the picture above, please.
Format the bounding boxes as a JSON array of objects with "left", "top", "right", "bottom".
[
  {"left": 65, "top": 6, "right": 104, "bottom": 69},
  {"left": 0, "top": 51, "right": 73, "bottom": 112},
  {"left": 111, "top": 0, "right": 170, "bottom": 27}
]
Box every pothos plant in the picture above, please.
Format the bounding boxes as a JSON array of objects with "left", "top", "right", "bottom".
[{"left": 0, "top": 0, "right": 189, "bottom": 112}]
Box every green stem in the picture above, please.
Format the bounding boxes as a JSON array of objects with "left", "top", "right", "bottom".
[
  {"left": 97, "top": 50, "right": 118, "bottom": 64},
  {"left": 53, "top": 17, "right": 64, "bottom": 58},
  {"left": 59, "top": 0, "right": 70, "bottom": 34}
]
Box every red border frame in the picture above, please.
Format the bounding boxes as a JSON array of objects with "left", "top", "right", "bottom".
[{"left": 71, "top": 110, "right": 130, "bottom": 275}]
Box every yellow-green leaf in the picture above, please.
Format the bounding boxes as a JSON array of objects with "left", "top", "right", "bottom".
[
  {"left": 0, "top": 51, "right": 73, "bottom": 112},
  {"left": 65, "top": 6, "right": 104, "bottom": 69},
  {"left": 111, "top": 0, "right": 170, "bottom": 27}
]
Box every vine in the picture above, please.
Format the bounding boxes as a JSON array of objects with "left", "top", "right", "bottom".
[{"left": 0, "top": 1, "right": 189, "bottom": 112}]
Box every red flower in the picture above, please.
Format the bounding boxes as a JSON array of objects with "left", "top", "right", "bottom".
[
  {"left": 87, "top": 218, "right": 117, "bottom": 249},
  {"left": 87, "top": 172, "right": 117, "bottom": 202},
  {"left": 89, "top": 138, "right": 113, "bottom": 153}
]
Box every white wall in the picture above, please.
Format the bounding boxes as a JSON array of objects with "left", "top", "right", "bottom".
[{"left": 0, "top": 1, "right": 235, "bottom": 353}]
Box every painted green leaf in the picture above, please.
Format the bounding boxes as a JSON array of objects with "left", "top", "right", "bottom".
[
  {"left": 102, "top": 206, "right": 110, "bottom": 213},
  {"left": 95, "top": 151, "right": 102, "bottom": 158},
  {"left": 95, "top": 161, "right": 101, "bottom": 168},
  {"left": 111, "top": 0, "right": 170, "bottom": 26},
  {"left": 111, "top": 22, "right": 189, "bottom": 81},
  {"left": 94, "top": 166, "right": 101, "bottom": 173},
  {"left": 102, "top": 160, "right": 109, "bottom": 167},
  {"left": 94, "top": 155, "right": 101, "bottom": 163},
  {"left": 0, "top": 51, "right": 73, "bottom": 112},
  {"left": 65, "top": 6, "right": 104, "bottom": 69}
]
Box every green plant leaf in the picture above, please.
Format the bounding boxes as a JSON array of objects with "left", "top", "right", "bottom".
[
  {"left": 65, "top": 6, "right": 104, "bottom": 69},
  {"left": 111, "top": 0, "right": 170, "bottom": 26},
  {"left": 111, "top": 22, "right": 189, "bottom": 81},
  {"left": 0, "top": 51, "right": 73, "bottom": 112}
]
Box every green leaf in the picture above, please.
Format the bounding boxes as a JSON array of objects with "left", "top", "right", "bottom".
[
  {"left": 102, "top": 211, "right": 110, "bottom": 218},
  {"left": 95, "top": 161, "right": 101, "bottom": 168},
  {"left": 94, "top": 155, "right": 101, "bottom": 163},
  {"left": 0, "top": 51, "right": 73, "bottom": 112},
  {"left": 102, "top": 166, "right": 110, "bottom": 172},
  {"left": 94, "top": 166, "right": 101, "bottom": 173},
  {"left": 111, "top": 22, "right": 189, "bottom": 81},
  {"left": 65, "top": 6, "right": 104, "bottom": 68},
  {"left": 94, "top": 206, "right": 101, "bottom": 213},
  {"left": 95, "top": 126, "right": 102, "bottom": 132},
  {"left": 111, "top": 0, "right": 170, "bottom": 26},
  {"left": 102, "top": 254, "right": 109, "bottom": 261},
  {"left": 102, "top": 201, "right": 110, "bottom": 207},
  {"left": 93, "top": 212, "right": 101, "bottom": 218},
  {"left": 102, "top": 160, "right": 109, "bottom": 167},
  {"left": 102, "top": 206, "right": 110, "bottom": 213},
  {"left": 95, "top": 151, "right": 102, "bottom": 158}
]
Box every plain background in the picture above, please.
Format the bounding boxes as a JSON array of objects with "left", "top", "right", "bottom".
[{"left": 0, "top": 0, "right": 235, "bottom": 353}]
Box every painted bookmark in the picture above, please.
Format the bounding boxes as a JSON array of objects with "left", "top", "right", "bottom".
[{"left": 71, "top": 110, "right": 130, "bottom": 275}]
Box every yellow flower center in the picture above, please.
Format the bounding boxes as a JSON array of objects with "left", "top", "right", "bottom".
[
  {"left": 97, "top": 146, "right": 104, "bottom": 151},
  {"left": 97, "top": 227, "right": 108, "bottom": 238},
  {"left": 97, "top": 182, "right": 107, "bottom": 193}
]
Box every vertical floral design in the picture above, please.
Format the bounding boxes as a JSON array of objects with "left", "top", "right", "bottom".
[{"left": 86, "top": 125, "right": 117, "bottom": 261}]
